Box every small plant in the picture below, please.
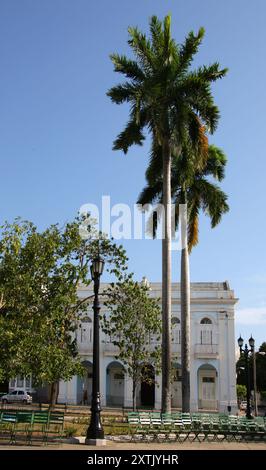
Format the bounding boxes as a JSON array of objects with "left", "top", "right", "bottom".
[
  {"left": 74, "top": 416, "right": 89, "bottom": 425},
  {"left": 64, "top": 426, "right": 78, "bottom": 437}
]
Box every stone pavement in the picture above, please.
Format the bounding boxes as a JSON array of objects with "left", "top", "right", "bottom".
[{"left": 0, "top": 440, "right": 266, "bottom": 451}]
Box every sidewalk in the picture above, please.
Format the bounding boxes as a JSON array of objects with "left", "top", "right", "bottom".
[{"left": 0, "top": 440, "right": 266, "bottom": 450}]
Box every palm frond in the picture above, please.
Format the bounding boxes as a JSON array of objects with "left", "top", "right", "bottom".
[
  {"left": 177, "top": 76, "right": 220, "bottom": 132},
  {"left": 194, "top": 178, "right": 229, "bottom": 227},
  {"left": 107, "top": 82, "right": 139, "bottom": 104},
  {"left": 204, "top": 145, "right": 227, "bottom": 181},
  {"left": 146, "top": 203, "right": 164, "bottom": 238},
  {"left": 113, "top": 118, "right": 145, "bottom": 153},
  {"left": 178, "top": 27, "right": 205, "bottom": 71},
  {"left": 145, "top": 139, "right": 163, "bottom": 184},
  {"left": 163, "top": 14, "right": 171, "bottom": 58},
  {"left": 186, "top": 113, "right": 209, "bottom": 166},
  {"left": 137, "top": 181, "right": 162, "bottom": 206},
  {"left": 150, "top": 15, "right": 164, "bottom": 56},
  {"left": 195, "top": 62, "right": 228, "bottom": 83},
  {"left": 187, "top": 200, "right": 200, "bottom": 252},
  {"left": 110, "top": 54, "right": 145, "bottom": 81},
  {"left": 128, "top": 26, "right": 154, "bottom": 71}
]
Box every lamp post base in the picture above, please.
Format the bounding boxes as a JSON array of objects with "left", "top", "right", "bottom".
[{"left": 85, "top": 438, "right": 107, "bottom": 446}]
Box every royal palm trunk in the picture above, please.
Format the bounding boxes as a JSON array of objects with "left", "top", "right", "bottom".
[
  {"left": 180, "top": 202, "right": 191, "bottom": 412},
  {"left": 161, "top": 140, "right": 172, "bottom": 413}
]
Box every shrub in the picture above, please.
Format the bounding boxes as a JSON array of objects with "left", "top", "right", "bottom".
[{"left": 64, "top": 426, "right": 78, "bottom": 437}]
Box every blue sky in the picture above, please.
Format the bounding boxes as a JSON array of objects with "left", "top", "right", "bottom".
[{"left": 0, "top": 0, "right": 265, "bottom": 348}]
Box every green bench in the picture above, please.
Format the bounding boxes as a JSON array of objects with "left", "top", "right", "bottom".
[
  {"left": 0, "top": 410, "right": 65, "bottom": 445},
  {"left": 127, "top": 411, "right": 266, "bottom": 443}
]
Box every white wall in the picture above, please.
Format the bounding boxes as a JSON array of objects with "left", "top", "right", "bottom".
[{"left": 57, "top": 282, "right": 238, "bottom": 412}]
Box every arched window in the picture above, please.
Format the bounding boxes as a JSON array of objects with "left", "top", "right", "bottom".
[
  {"left": 172, "top": 317, "right": 181, "bottom": 344},
  {"left": 82, "top": 316, "right": 92, "bottom": 323},
  {"left": 80, "top": 317, "right": 92, "bottom": 343},
  {"left": 200, "top": 318, "right": 212, "bottom": 344},
  {"left": 200, "top": 317, "right": 212, "bottom": 324}
]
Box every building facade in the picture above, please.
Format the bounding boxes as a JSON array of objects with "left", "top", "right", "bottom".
[{"left": 56, "top": 281, "right": 238, "bottom": 413}]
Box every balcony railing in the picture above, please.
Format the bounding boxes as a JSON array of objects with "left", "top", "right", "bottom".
[
  {"left": 78, "top": 334, "right": 182, "bottom": 355},
  {"left": 102, "top": 341, "right": 119, "bottom": 353},
  {"left": 198, "top": 399, "right": 218, "bottom": 410},
  {"left": 194, "top": 344, "right": 218, "bottom": 356}
]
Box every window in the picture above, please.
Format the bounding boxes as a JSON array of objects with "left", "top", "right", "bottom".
[
  {"left": 200, "top": 318, "right": 213, "bottom": 344},
  {"left": 114, "top": 373, "right": 124, "bottom": 380},
  {"left": 200, "top": 317, "right": 212, "bottom": 324},
  {"left": 18, "top": 391, "right": 24, "bottom": 395},
  {"left": 200, "top": 330, "right": 213, "bottom": 345},
  {"left": 82, "top": 316, "right": 92, "bottom": 323},
  {"left": 173, "top": 369, "right": 182, "bottom": 381},
  {"left": 10, "top": 378, "right": 16, "bottom": 388},
  {"left": 149, "top": 333, "right": 158, "bottom": 344},
  {"left": 17, "top": 375, "right": 24, "bottom": 388},
  {"left": 172, "top": 317, "right": 181, "bottom": 344},
  {"left": 172, "top": 329, "right": 181, "bottom": 344},
  {"left": 11, "top": 391, "right": 17, "bottom": 395},
  {"left": 81, "top": 320, "right": 92, "bottom": 343},
  {"left": 25, "top": 376, "right": 31, "bottom": 388},
  {"left": 202, "top": 377, "right": 215, "bottom": 383}
]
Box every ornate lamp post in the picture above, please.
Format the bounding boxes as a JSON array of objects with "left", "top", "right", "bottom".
[
  {"left": 237, "top": 335, "right": 255, "bottom": 419},
  {"left": 85, "top": 256, "right": 105, "bottom": 445}
]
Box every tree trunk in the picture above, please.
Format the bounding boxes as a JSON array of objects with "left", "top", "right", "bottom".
[
  {"left": 132, "top": 380, "right": 136, "bottom": 411},
  {"left": 49, "top": 381, "right": 59, "bottom": 406},
  {"left": 180, "top": 200, "right": 190, "bottom": 412},
  {"left": 161, "top": 140, "right": 172, "bottom": 413}
]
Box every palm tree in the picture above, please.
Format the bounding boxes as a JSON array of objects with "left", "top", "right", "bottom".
[
  {"left": 107, "top": 14, "right": 227, "bottom": 412},
  {"left": 138, "top": 143, "right": 229, "bottom": 411}
]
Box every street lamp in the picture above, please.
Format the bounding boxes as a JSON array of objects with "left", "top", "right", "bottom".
[
  {"left": 85, "top": 256, "right": 105, "bottom": 445},
  {"left": 237, "top": 335, "right": 254, "bottom": 419}
]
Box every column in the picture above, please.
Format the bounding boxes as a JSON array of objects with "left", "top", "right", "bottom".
[
  {"left": 124, "top": 374, "right": 133, "bottom": 408},
  {"left": 190, "top": 362, "right": 198, "bottom": 411},
  {"left": 101, "top": 357, "right": 107, "bottom": 407},
  {"left": 57, "top": 380, "right": 67, "bottom": 404},
  {"left": 155, "top": 374, "right": 162, "bottom": 410}
]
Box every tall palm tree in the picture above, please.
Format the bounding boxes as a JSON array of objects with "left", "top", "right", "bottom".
[
  {"left": 107, "top": 14, "right": 227, "bottom": 412},
  {"left": 138, "top": 143, "right": 229, "bottom": 411}
]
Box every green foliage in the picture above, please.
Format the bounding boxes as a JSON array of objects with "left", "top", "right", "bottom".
[
  {"left": 0, "top": 216, "right": 129, "bottom": 392},
  {"left": 256, "top": 345, "right": 266, "bottom": 391},
  {"left": 64, "top": 425, "right": 78, "bottom": 437},
  {"left": 236, "top": 342, "right": 266, "bottom": 392},
  {"left": 138, "top": 143, "right": 229, "bottom": 251},
  {"left": 236, "top": 384, "right": 247, "bottom": 400},
  {"left": 107, "top": 14, "right": 227, "bottom": 158},
  {"left": 108, "top": 15, "right": 228, "bottom": 412},
  {"left": 102, "top": 279, "right": 162, "bottom": 409}
]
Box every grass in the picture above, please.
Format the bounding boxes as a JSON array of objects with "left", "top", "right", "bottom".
[{"left": 63, "top": 414, "right": 130, "bottom": 437}]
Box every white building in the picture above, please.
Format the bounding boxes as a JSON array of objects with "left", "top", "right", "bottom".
[{"left": 57, "top": 281, "right": 238, "bottom": 413}]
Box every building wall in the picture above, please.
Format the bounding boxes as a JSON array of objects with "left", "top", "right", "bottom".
[{"left": 56, "top": 281, "right": 238, "bottom": 413}]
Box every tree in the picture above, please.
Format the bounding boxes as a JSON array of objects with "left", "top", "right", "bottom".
[
  {"left": 138, "top": 143, "right": 229, "bottom": 411},
  {"left": 257, "top": 343, "right": 266, "bottom": 391},
  {"left": 236, "top": 384, "right": 247, "bottom": 402},
  {"left": 236, "top": 342, "right": 266, "bottom": 393},
  {"left": 107, "top": 14, "right": 227, "bottom": 412},
  {"left": 0, "top": 217, "right": 128, "bottom": 403},
  {"left": 102, "top": 279, "right": 162, "bottom": 410}
]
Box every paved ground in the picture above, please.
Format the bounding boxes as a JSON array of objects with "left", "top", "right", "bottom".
[{"left": 0, "top": 440, "right": 266, "bottom": 450}]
